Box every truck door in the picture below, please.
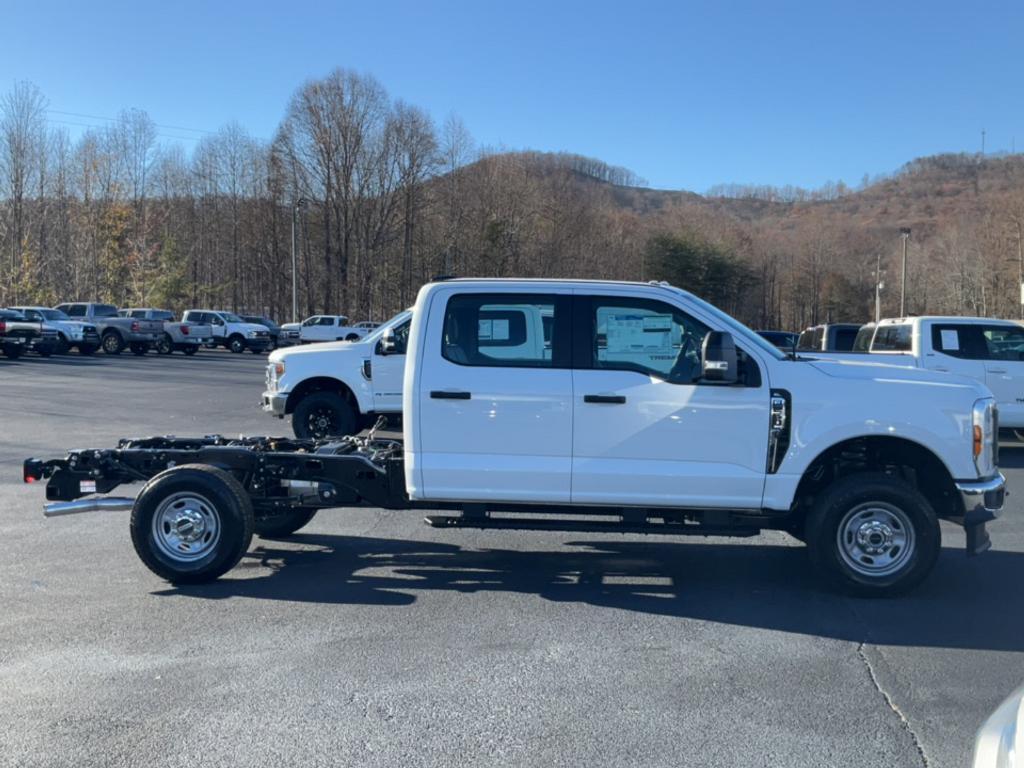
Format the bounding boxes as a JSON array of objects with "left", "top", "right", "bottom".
[
  {"left": 414, "top": 291, "right": 573, "bottom": 503},
  {"left": 571, "top": 293, "right": 770, "bottom": 509},
  {"left": 922, "top": 322, "right": 987, "bottom": 383},
  {"left": 372, "top": 316, "right": 411, "bottom": 411},
  {"left": 978, "top": 323, "right": 1024, "bottom": 428}
]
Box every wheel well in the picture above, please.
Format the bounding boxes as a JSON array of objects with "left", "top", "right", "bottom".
[
  {"left": 793, "top": 436, "right": 960, "bottom": 521},
  {"left": 285, "top": 377, "right": 358, "bottom": 415}
]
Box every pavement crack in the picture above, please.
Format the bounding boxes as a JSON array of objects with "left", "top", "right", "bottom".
[{"left": 856, "top": 641, "right": 931, "bottom": 768}]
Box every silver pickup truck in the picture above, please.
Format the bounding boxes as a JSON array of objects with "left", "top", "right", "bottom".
[
  {"left": 56, "top": 303, "right": 163, "bottom": 356},
  {"left": 119, "top": 308, "right": 213, "bottom": 355}
]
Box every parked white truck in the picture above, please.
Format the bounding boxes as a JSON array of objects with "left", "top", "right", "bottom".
[
  {"left": 24, "top": 279, "right": 1005, "bottom": 596},
  {"left": 182, "top": 310, "right": 271, "bottom": 353},
  {"left": 263, "top": 311, "right": 412, "bottom": 439},
  {"left": 279, "top": 315, "right": 370, "bottom": 344},
  {"left": 813, "top": 316, "right": 1024, "bottom": 429}
]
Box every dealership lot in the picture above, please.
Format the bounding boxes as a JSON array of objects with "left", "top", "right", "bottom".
[{"left": 1, "top": 353, "right": 1022, "bottom": 767}]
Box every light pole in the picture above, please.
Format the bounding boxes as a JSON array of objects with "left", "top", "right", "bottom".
[
  {"left": 874, "top": 252, "right": 883, "bottom": 323},
  {"left": 291, "top": 198, "right": 307, "bottom": 324},
  {"left": 899, "top": 227, "right": 911, "bottom": 317}
]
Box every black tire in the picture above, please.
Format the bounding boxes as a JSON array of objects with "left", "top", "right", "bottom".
[
  {"left": 78, "top": 343, "right": 97, "bottom": 356},
  {"left": 292, "top": 391, "right": 358, "bottom": 440},
  {"left": 130, "top": 464, "right": 254, "bottom": 584},
  {"left": 102, "top": 331, "right": 124, "bottom": 355},
  {"left": 805, "top": 472, "right": 940, "bottom": 597},
  {"left": 4, "top": 345, "right": 24, "bottom": 359},
  {"left": 345, "top": 333, "right": 360, "bottom": 341},
  {"left": 36, "top": 345, "right": 52, "bottom": 358},
  {"left": 155, "top": 334, "right": 174, "bottom": 355},
  {"left": 55, "top": 334, "right": 70, "bottom": 355},
  {"left": 183, "top": 345, "right": 198, "bottom": 356},
  {"left": 254, "top": 508, "right": 318, "bottom": 538},
  {"left": 130, "top": 342, "right": 149, "bottom": 356},
  {"left": 228, "top": 335, "right": 246, "bottom": 353}
]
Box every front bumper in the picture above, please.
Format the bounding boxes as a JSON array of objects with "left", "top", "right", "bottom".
[
  {"left": 956, "top": 472, "right": 1006, "bottom": 555},
  {"left": 262, "top": 391, "right": 288, "bottom": 417}
]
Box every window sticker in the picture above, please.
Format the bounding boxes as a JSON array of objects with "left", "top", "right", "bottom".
[
  {"left": 940, "top": 329, "right": 959, "bottom": 351},
  {"left": 479, "top": 318, "right": 510, "bottom": 341}
]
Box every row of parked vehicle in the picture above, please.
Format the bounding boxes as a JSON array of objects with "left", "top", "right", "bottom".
[{"left": 0, "top": 302, "right": 381, "bottom": 360}]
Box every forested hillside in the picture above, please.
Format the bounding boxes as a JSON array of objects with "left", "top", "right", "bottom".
[{"left": 2, "top": 70, "right": 1022, "bottom": 331}]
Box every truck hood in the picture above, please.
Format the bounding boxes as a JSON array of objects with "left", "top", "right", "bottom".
[
  {"left": 808, "top": 358, "right": 989, "bottom": 395},
  {"left": 237, "top": 323, "right": 271, "bottom": 334},
  {"left": 279, "top": 323, "right": 301, "bottom": 333},
  {"left": 269, "top": 338, "right": 370, "bottom": 364}
]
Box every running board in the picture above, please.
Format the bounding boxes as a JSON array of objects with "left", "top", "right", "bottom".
[{"left": 423, "top": 514, "right": 759, "bottom": 537}]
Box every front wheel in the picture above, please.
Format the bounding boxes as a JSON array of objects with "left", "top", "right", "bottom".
[
  {"left": 228, "top": 335, "right": 246, "bottom": 353},
  {"left": 254, "top": 508, "right": 318, "bottom": 538},
  {"left": 130, "top": 464, "right": 254, "bottom": 584},
  {"left": 78, "top": 343, "right": 97, "bottom": 356},
  {"left": 55, "top": 334, "right": 70, "bottom": 355},
  {"left": 155, "top": 334, "right": 173, "bottom": 355},
  {"left": 292, "top": 391, "right": 358, "bottom": 440},
  {"left": 805, "top": 473, "right": 940, "bottom": 597}
]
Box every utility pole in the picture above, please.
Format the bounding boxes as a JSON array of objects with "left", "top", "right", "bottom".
[
  {"left": 874, "top": 252, "right": 883, "bottom": 323},
  {"left": 1016, "top": 219, "right": 1023, "bottom": 320},
  {"left": 982, "top": 129, "right": 986, "bottom": 155},
  {"left": 291, "top": 198, "right": 307, "bottom": 324},
  {"left": 899, "top": 227, "right": 911, "bottom": 317}
]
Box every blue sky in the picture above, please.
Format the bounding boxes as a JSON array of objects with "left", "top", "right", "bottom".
[{"left": 2, "top": 0, "right": 1021, "bottom": 192}]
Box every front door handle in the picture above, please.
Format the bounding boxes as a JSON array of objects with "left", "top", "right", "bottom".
[
  {"left": 584, "top": 394, "right": 626, "bottom": 404},
  {"left": 430, "top": 390, "right": 471, "bottom": 400},
  {"left": 933, "top": 366, "right": 950, "bottom": 372},
  {"left": 988, "top": 367, "right": 1008, "bottom": 374}
]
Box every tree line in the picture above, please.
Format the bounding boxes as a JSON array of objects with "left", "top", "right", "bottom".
[{"left": 3, "top": 71, "right": 1024, "bottom": 331}]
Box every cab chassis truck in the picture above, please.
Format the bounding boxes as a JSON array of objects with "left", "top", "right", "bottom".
[{"left": 22, "top": 279, "right": 1006, "bottom": 596}]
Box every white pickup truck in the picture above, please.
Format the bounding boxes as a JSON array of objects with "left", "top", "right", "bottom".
[
  {"left": 281, "top": 315, "right": 370, "bottom": 344},
  {"left": 816, "top": 316, "right": 1024, "bottom": 429},
  {"left": 24, "top": 279, "right": 1006, "bottom": 596},
  {"left": 182, "top": 310, "right": 271, "bottom": 353},
  {"left": 263, "top": 310, "right": 412, "bottom": 439}
]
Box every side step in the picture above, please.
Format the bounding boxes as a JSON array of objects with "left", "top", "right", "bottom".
[{"left": 423, "top": 514, "right": 758, "bottom": 538}]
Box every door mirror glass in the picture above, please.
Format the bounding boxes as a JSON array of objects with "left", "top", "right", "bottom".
[
  {"left": 379, "top": 329, "right": 397, "bottom": 355},
  {"left": 702, "top": 331, "right": 738, "bottom": 384}
]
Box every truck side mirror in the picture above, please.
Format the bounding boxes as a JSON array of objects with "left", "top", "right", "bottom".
[
  {"left": 379, "top": 329, "right": 397, "bottom": 355},
  {"left": 702, "top": 331, "right": 738, "bottom": 384}
]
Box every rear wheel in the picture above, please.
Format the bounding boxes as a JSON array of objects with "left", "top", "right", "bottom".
[
  {"left": 130, "top": 464, "right": 254, "bottom": 584},
  {"left": 292, "top": 391, "right": 358, "bottom": 440},
  {"left": 4, "top": 344, "right": 24, "bottom": 359},
  {"left": 155, "top": 334, "right": 173, "bottom": 355},
  {"left": 254, "top": 508, "right": 318, "bottom": 538},
  {"left": 805, "top": 473, "right": 940, "bottom": 597},
  {"left": 130, "top": 342, "right": 149, "bottom": 356},
  {"left": 182, "top": 345, "right": 198, "bottom": 356},
  {"left": 102, "top": 332, "right": 124, "bottom": 355}
]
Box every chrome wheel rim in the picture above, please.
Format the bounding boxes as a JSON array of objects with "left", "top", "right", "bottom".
[
  {"left": 151, "top": 492, "right": 221, "bottom": 562},
  {"left": 103, "top": 335, "right": 119, "bottom": 352},
  {"left": 836, "top": 502, "right": 915, "bottom": 578}
]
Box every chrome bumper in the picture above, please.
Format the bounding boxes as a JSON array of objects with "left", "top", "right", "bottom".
[
  {"left": 262, "top": 391, "right": 288, "bottom": 417},
  {"left": 956, "top": 472, "right": 1006, "bottom": 524}
]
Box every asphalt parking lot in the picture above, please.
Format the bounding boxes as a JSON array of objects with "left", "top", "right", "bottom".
[{"left": 1, "top": 350, "right": 1023, "bottom": 767}]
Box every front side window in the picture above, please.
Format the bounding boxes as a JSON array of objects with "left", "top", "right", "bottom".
[
  {"left": 872, "top": 324, "right": 912, "bottom": 352},
  {"left": 317, "top": 317, "right": 336, "bottom": 326},
  {"left": 389, "top": 319, "right": 411, "bottom": 355},
  {"left": 588, "top": 297, "right": 710, "bottom": 383},
  {"left": 442, "top": 293, "right": 563, "bottom": 368},
  {"left": 981, "top": 324, "right": 1024, "bottom": 361}
]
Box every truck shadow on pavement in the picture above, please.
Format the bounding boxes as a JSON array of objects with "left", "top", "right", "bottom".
[{"left": 156, "top": 534, "right": 1024, "bottom": 652}]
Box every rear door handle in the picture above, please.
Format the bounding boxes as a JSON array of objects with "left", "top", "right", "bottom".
[
  {"left": 430, "top": 390, "right": 471, "bottom": 400},
  {"left": 988, "top": 367, "right": 1008, "bottom": 374},
  {"left": 584, "top": 394, "right": 626, "bottom": 404}
]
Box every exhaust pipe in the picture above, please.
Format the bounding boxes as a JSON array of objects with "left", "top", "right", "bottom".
[{"left": 44, "top": 497, "right": 135, "bottom": 517}]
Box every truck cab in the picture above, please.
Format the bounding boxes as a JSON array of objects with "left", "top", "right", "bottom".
[{"left": 796, "top": 323, "right": 862, "bottom": 352}]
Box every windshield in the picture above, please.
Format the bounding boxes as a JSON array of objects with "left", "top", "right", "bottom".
[
  {"left": 222, "top": 312, "right": 243, "bottom": 323},
  {"left": 41, "top": 309, "right": 69, "bottom": 320},
  {"left": 364, "top": 309, "right": 413, "bottom": 343},
  {"left": 675, "top": 290, "right": 786, "bottom": 361}
]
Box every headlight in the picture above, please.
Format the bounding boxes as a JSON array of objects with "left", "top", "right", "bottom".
[
  {"left": 973, "top": 398, "right": 998, "bottom": 478},
  {"left": 972, "top": 682, "right": 1023, "bottom": 767},
  {"left": 247, "top": 330, "right": 258, "bottom": 338}
]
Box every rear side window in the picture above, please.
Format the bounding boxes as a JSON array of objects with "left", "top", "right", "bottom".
[
  {"left": 872, "top": 324, "right": 912, "bottom": 352},
  {"left": 981, "top": 324, "right": 1024, "bottom": 361},
  {"left": 442, "top": 293, "right": 565, "bottom": 368}
]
